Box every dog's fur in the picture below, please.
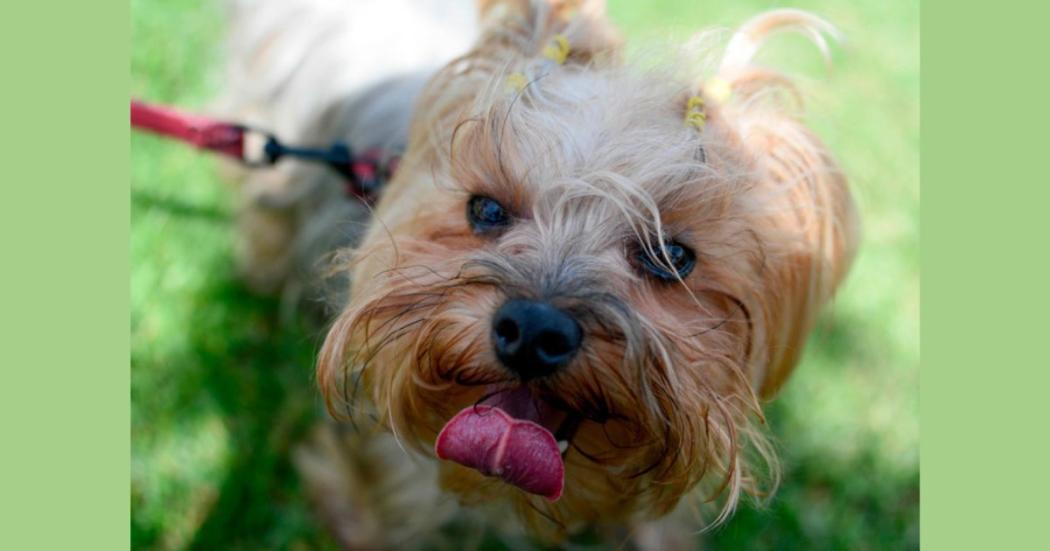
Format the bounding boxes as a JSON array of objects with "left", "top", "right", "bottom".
[{"left": 217, "top": 0, "right": 857, "bottom": 547}]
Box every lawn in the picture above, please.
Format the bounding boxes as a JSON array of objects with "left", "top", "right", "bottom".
[{"left": 131, "top": 0, "right": 918, "bottom": 548}]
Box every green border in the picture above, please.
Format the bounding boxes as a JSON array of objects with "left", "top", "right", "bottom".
[
  {"left": 0, "top": 2, "right": 128, "bottom": 550},
  {"left": 922, "top": 0, "right": 1050, "bottom": 548},
  {"left": 8, "top": 0, "right": 1050, "bottom": 548}
]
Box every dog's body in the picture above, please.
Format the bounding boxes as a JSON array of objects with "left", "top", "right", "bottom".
[
  {"left": 217, "top": 0, "right": 478, "bottom": 310},
  {"left": 218, "top": 0, "right": 858, "bottom": 548}
]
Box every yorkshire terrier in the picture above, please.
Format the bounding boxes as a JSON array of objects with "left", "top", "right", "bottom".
[{"left": 217, "top": 0, "right": 858, "bottom": 547}]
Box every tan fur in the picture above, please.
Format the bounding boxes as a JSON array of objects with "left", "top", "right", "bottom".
[{"left": 224, "top": 0, "right": 857, "bottom": 546}]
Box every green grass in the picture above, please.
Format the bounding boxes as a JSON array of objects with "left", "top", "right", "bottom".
[{"left": 131, "top": 0, "right": 918, "bottom": 548}]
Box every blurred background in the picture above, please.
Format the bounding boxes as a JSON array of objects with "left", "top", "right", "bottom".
[{"left": 131, "top": 0, "right": 918, "bottom": 548}]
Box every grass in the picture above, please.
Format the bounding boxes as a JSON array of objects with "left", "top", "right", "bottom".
[{"left": 131, "top": 0, "right": 918, "bottom": 548}]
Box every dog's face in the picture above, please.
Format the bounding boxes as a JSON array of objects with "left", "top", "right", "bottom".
[{"left": 318, "top": 4, "right": 856, "bottom": 537}]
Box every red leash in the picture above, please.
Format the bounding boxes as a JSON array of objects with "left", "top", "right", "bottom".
[
  {"left": 130, "top": 99, "right": 396, "bottom": 203},
  {"left": 131, "top": 100, "right": 246, "bottom": 160}
]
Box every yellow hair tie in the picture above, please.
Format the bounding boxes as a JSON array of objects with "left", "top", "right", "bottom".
[
  {"left": 685, "top": 95, "right": 707, "bottom": 129},
  {"left": 705, "top": 77, "right": 732, "bottom": 104},
  {"left": 506, "top": 72, "right": 528, "bottom": 93},
  {"left": 542, "top": 34, "right": 570, "bottom": 65}
]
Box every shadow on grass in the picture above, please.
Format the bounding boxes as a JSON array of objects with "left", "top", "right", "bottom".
[
  {"left": 132, "top": 261, "right": 338, "bottom": 550},
  {"left": 708, "top": 311, "right": 919, "bottom": 549},
  {"left": 184, "top": 283, "right": 315, "bottom": 550},
  {"left": 709, "top": 400, "right": 920, "bottom": 550},
  {"left": 131, "top": 189, "right": 231, "bottom": 224}
]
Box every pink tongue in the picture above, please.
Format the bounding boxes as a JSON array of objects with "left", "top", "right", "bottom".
[{"left": 435, "top": 405, "right": 564, "bottom": 501}]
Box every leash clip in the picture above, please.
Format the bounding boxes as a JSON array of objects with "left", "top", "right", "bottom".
[{"left": 250, "top": 130, "right": 393, "bottom": 202}]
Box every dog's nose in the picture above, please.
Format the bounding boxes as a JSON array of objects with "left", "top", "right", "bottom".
[{"left": 492, "top": 299, "right": 582, "bottom": 379}]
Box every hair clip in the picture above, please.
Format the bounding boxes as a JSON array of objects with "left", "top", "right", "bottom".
[
  {"left": 505, "top": 35, "right": 569, "bottom": 97},
  {"left": 505, "top": 72, "right": 528, "bottom": 93},
  {"left": 542, "top": 34, "right": 571, "bottom": 65},
  {"left": 685, "top": 95, "right": 707, "bottom": 129}
]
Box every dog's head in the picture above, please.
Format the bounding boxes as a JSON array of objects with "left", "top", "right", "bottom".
[{"left": 318, "top": 1, "right": 857, "bottom": 537}]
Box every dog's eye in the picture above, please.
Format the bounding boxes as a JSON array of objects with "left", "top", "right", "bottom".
[
  {"left": 635, "top": 240, "right": 697, "bottom": 282},
  {"left": 467, "top": 195, "right": 510, "bottom": 233}
]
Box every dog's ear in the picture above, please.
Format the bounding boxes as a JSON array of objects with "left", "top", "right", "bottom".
[
  {"left": 473, "top": 0, "right": 620, "bottom": 64},
  {"left": 477, "top": 0, "right": 607, "bottom": 24},
  {"left": 702, "top": 10, "right": 859, "bottom": 398}
]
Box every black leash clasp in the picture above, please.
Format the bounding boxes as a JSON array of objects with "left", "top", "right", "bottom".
[{"left": 249, "top": 131, "right": 395, "bottom": 203}]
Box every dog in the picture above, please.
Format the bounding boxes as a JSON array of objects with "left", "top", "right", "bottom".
[{"left": 216, "top": 0, "right": 858, "bottom": 547}]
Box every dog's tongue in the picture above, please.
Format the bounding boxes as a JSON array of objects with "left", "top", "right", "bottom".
[{"left": 434, "top": 389, "right": 564, "bottom": 501}]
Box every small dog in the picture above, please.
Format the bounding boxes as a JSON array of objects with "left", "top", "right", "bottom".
[{"left": 217, "top": 0, "right": 858, "bottom": 547}]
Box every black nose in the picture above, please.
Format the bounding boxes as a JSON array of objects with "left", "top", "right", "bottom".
[{"left": 492, "top": 299, "right": 583, "bottom": 379}]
